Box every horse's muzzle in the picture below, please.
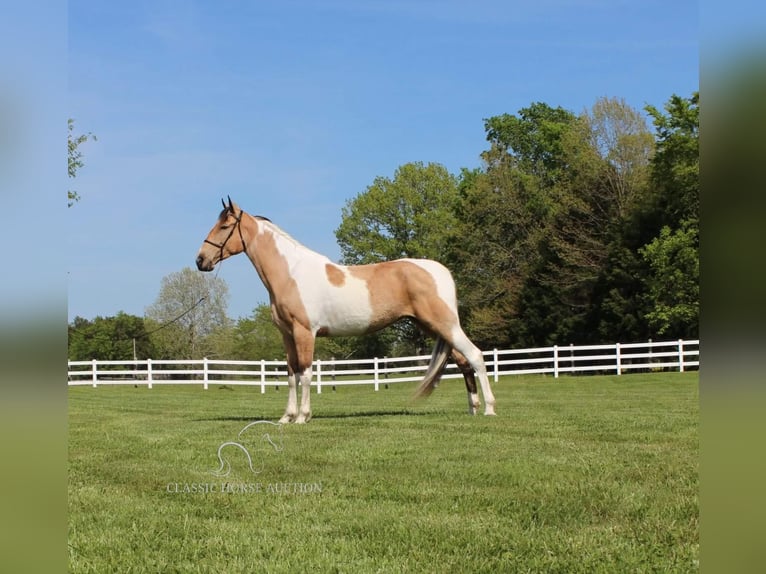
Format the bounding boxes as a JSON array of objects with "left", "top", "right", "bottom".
[{"left": 196, "top": 254, "right": 213, "bottom": 272}]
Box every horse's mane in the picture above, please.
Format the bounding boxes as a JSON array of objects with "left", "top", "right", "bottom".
[{"left": 258, "top": 217, "right": 301, "bottom": 246}]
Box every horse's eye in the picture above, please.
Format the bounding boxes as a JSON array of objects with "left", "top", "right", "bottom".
[{"left": 220, "top": 224, "right": 230, "bottom": 230}]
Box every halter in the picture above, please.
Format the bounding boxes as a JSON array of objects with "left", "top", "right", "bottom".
[{"left": 203, "top": 208, "right": 247, "bottom": 262}]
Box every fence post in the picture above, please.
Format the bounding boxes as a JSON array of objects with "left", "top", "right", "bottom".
[
  {"left": 553, "top": 345, "right": 559, "bottom": 379},
  {"left": 147, "top": 358, "right": 153, "bottom": 389},
  {"left": 203, "top": 357, "right": 209, "bottom": 390},
  {"left": 91, "top": 359, "right": 98, "bottom": 388},
  {"left": 260, "top": 359, "right": 266, "bottom": 394},
  {"left": 316, "top": 359, "right": 322, "bottom": 394},
  {"left": 493, "top": 348, "right": 499, "bottom": 382},
  {"left": 570, "top": 343, "right": 574, "bottom": 373},
  {"left": 615, "top": 343, "right": 622, "bottom": 375},
  {"left": 678, "top": 339, "right": 685, "bottom": 373},
  {"left": 374, "top": 357, "right": 379, "bottom": 391}
]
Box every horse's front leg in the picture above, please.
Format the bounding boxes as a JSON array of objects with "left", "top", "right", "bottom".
[
  {"left": 294, "top": 326, "right": 316, "bottom": 424},
  {"left": 279, "top": 334, "right": 299, "bottom": 424},
  {"left": 279, "top": 370, "right": 298, "bottom": 424},
  {"left": 296, "top": 365, "right": 313, "bottom": 424}
]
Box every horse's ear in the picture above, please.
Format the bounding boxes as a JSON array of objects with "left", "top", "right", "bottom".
[
  {"left": 221, "top": 198, "right": 227, "bottom": 211},
  {"left": 227, "top": 196, "right": 234, "bottom": 211}
]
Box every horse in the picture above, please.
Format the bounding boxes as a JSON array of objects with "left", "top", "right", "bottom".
[{"left": 196, "top": 197, "right": 496, "bottom": 423}]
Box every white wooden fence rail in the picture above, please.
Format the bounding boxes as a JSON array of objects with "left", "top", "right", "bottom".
[{"left": 68, "top": 339, "right": 699, "bottom": 392}]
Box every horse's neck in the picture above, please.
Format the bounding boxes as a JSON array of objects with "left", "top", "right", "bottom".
[{"left": 244, "top": 218, "right": 324, "bottom": 291}]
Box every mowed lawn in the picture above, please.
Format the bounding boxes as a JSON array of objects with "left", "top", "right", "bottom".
[{"left": 68, "top": 372, "right": 698, "bottom": 573}]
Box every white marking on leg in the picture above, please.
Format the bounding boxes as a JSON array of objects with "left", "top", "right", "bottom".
[
  {"left": 451, "top": 328, "right": 496, "bottom": 416},
  {"left": 295, "top": 367, "right": 313, "bottom": 424},
  {"left": 477, "top": 371, "right": 496, "bottom": 416},
  {"left": 279, "top": 373, "right": 298, "bottom": 424}
]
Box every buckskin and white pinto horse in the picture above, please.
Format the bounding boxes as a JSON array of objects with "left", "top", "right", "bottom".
[{"left": 196, "top": 198, "right": 496, "bottom": 423}]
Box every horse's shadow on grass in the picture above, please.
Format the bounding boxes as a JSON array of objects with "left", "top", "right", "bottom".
[{"left": 193, "top": 409, "right": 447, "bottom": 422}]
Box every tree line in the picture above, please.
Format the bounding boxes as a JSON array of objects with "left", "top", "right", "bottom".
[{"left": 68, "top": 92, "right": 698, "bottom": 361}]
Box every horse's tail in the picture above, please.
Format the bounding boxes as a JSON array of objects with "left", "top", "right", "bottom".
[{"left": 413, "top": 337, "right": 452, "bottom": 399}]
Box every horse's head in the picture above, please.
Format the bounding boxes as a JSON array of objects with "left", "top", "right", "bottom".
[{"left": 196, "top": 196, "right": 246, "bottom": 271}]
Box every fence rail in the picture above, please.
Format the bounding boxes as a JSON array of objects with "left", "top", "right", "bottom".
[{"left": 68, "top": 339, "right": 699, "bottom": 392}]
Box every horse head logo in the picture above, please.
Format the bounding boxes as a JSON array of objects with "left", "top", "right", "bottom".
[{"left": 210, "top": 420, "right": 284, "bottom": 477}]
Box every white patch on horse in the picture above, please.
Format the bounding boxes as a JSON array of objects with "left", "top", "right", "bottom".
[{"left": 270, "top": 234, "right": 374, "bottom": 337}]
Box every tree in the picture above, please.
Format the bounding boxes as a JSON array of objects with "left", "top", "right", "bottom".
[
  {"left": 447, "top": 104, "right": 580, "bottom": 348},
  {"left": 632, "top": 92, "right": 699, "bottom": 339},
  {"left": 588, "top": 92, "right": 698, "bottom": 342},
  {"left": 68, "top": 118, "right": 96, "bottom": 207},
  {"left": 335, "top": 162, "right": 460, "bottom": 265},
  {"left": 453, "top": 98, "right": 658, "bottom": 347},
  {"left": 644, "top": 92, "right": 699, "bottom": 230},
  {"left": 535, "top": 98, "right": 655, "bottom": 341},
  {"left": 68, "top": 312, "right": 155, "bottom": 361},
  {"left": 482, "top": 102, "right": 577, "bottom": 188},
  {"left": 145, "top": 267, "right": 230, "bottom": 359},
  {"left": 585, "top": 96, "right": 654, "bottom": 218},
  {"left": 448, "top": 154, "right": 546, "bottom": 347},
  {"left": 206, "top": 304, "right": 285, "bottom": 361},
  {"left": 640, "top": 223, "right": 699, "bottom": 338}
]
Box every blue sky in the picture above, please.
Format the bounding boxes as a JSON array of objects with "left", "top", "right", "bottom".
[{"left": 66, "top": 0, "right": 699, "bottom": 322}]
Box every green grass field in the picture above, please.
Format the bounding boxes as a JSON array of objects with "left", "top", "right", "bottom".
[{"left": 68, "top": 372, "right": 698, "bottom": 573}]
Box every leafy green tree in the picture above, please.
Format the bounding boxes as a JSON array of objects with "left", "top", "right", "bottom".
[
  {"left": 206, "top": 304, "right": 284, "bottom": 361},
  {"left": 638, "top": 92, "right": 699, "bottom": 337},
  {"left": 453, "top": 98, "right": 657, "bottom": 347},
  {"left": 640, "top": 223, "right": 699, "bottom": 337},
  {"left": 448, "top": 155, "right": 545, "bottom": 347},
  {"left": 68, "top": 118, "right": 96, "bottom": 207},
  {"left": 585, "top": 96, "right": 655, "bottom": 218},
  {"left": 68, "top": 312, "right": 155, "bottom": 360},
  {"left": 145, "top": 267, "right": 230, "bottom": 359},
  {"left": 482, "top": 102, "right": 577, "bottom": 187},
  {"left": 536, "top": 98, "right": 655, "bottom": 343},
  {"left": 448, "top": 103, "right": 580, "bottom": 347},
  {"left": 644, "top": 92, "right": 699, "bottom": 230},
  {"left": 335, "top": 161, "right": 460, "bottom": 264},
  {"left": 590, "top": 92, "right": 698, "bottom": 342}
]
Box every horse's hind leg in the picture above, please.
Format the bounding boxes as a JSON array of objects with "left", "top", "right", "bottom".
[
  {"left": 449, "top": 331, "right": 496, "bottom": 416},
  {"left": 452, "top": 349, "right": 480, "bottom": 415}
]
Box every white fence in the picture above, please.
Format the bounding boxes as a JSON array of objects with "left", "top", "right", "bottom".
[{"left": 68, "top": 339, "right": 699, "bottom": 392}]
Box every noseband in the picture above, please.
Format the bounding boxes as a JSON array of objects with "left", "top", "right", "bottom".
[{"left": 203, "top": 208, "right": 247, "bottom": 262}]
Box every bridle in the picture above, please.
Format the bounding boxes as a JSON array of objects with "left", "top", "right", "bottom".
[{"left": 203, "top": 206, "right": 247, "bottom": 263}]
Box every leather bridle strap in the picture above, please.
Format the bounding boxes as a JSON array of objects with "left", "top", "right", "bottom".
[{"left": 203, "top": 209, "right": 245, "bottom": 261}]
